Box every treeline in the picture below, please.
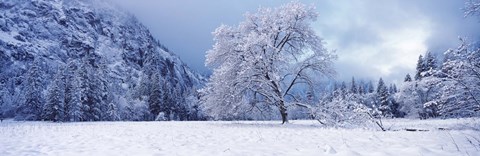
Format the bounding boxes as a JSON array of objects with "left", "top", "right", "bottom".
[
  {"left": 314, "top": 40, "right": 480, "bottom": 125},
  {"left": 397, "top": 40, "right": 480, "bottom": 119},
  {"left": 0, "top": 51, "right": 203, "bottom": 122}
]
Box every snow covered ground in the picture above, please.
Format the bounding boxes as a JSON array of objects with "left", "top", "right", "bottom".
[{"left": 0, "top": 118, "right": 479, "bottom": 156}]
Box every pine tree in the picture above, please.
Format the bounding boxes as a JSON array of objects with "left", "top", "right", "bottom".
[
  {"left": 415, "top": 55, "right": 424, "bottom": 80},
  {"left": 404, "top": 73, "right": 412, "bottom": 82},
  {"left": 69, "top": 75, "right": 83, "bottom": 121},
  {"left": 340, "top": 81, "right": 347, "bottom": 99},
  {"left": 358, "top": 84, "right": 364, "bottom": 95},
  {"left": 63, "top": 59, "right": 79, "bottom": 121},
  {"left": 350, "top": 77, "right": 357, "bottom": 94},
  {"left": 82, "top": 53, "right": 109, "bottom": 121},
  {"left": 173, "top": 83, "right": 188, "bottom": 120},
  {"left": 388, "top": 84, "right": 394, "bottom": 94},
  {"left": 393, "top": 84, "right": 398, "bottom": 93},
  {"left": 89, "top": 68, "right": 104, "bottom": 121},
  {"left": 376, "top": 78, "right": 391, "bottom": 117},
  {"left": 133, "top": 73, "right": 151, "bottom": 101},
  {"left": 42, "top": 69, "right": 65, "bottom": 122},
  {"left": 376, "top": 78, "right": 385, "bottom": 93},
  {"left": 0, "top": 85, "right": 6, "bottom": 120},
  {"left": 332, "top": 83, "right": 340, "bottom": 98},
  {"left": 77, "top": 55, "right": 104, "bottom": 121},
  {"left": 78, "top": 58, "right": 90, "bottom": 121},
  {"left": 367, "top": 81, "right": 374, "bottom": 93},
  {"left": 162, "top": 80, "right": 175, "bottom": 120},
  {"left": 121, "top": 89, "right": 135, "bottom": 121},
  {"left": 96, "top": 60, "right": 111, "bottom": 121},
  {"left": 105, "top": 102, "right": 120, "bottom": 121},
  {"left": 148, "top": 73, "right": 163, "bottom": 120},
  {"left": 423, "top": 52, "right": 437, "bottom": 77},
  {"left": 389, "top": 97, "right": 402, "bottom": 117},
  {"left": 18, "top": 59, "right": 45, "bottom": 121}
]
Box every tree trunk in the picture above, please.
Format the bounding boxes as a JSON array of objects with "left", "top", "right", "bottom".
[{"left": 279, "top": 101, "right": 288, "bottom": 124}]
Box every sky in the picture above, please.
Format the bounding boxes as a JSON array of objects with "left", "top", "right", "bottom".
[{"left": 115, "top": 0, "right": 480, "bottom": 84}]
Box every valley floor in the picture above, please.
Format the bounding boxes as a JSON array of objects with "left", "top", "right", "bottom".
[{"left": 0, "top": 118, "right": 479, "bottom": 156}]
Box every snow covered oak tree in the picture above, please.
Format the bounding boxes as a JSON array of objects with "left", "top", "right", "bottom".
[{"left": 201, "top": 2, "right": 336, "bottom": 123}]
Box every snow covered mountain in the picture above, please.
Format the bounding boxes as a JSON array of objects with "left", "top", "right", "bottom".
[{"left": 0, "top": 0, "right": 205, "bottom": 121}]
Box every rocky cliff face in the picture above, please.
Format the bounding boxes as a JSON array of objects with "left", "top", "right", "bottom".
[{"left": 0, "top": 0, "right": 205, "bottom": 120}]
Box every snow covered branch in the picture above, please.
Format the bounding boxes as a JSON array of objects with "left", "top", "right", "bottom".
[{"left": 201, "top": 2, "right": 336, "bottom": 123}]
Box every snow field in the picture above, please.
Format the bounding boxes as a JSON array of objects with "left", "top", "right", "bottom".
[{"left": 0, "top": 118, "right": 479, "bottom": 156}]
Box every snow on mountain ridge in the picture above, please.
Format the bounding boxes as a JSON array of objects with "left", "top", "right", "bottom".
[
  {"left": 1, "top": 0, "right": 204, "bottom": 82},
  {"left": 0, "top": 0, "right": 205, "bottom": 120}
]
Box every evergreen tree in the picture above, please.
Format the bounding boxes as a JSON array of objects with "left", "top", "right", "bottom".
[
  {"left": 18, "top": 59, "right": 45, "bottom": 120},
  {"left": 423, "top": 52, "right": 437, "bottom": 77},
  {"left": 415, "top": 55, "right": 424, "bottom": 80},
  {"left": 173, "top": 83, "right": 188, "bottom": 120},
  {"left": 148, "top": 73, "right": 163, "bottom": 120},
  {"left": 358, "top": 84, "right": 364, "bottom": 95},
  {"left": 388, "top": 84, "right": 395, "bottom": 94},
  {"left": 0, "top": 85, "right": 6, "bottom": 120},
  {"left": 96, "top": 60, "right": 111, "bottom": 121},
  {"left": 120, "top": 89, "right": 135, "bottom": 121},
  {"left": 89, "top": 69, "right": 104, "bottom": 121},
  {"left": 134, "top": 73, "right": 151, "bottom": 100},
  {"left": 69, "top": 75, "right": 83, "bottom": 121},
  {"left": 389, "top": 97, "right": 402, "bottom": 117},
  {"left": 392, "top": 84, "right": 398, "bottom": 93},
  {"left": 77, "top": 58, "right": 91, "bottom": 121},
  {"left": 105, "top": 102, "right": 120, "bottom": 121},
  {"left": 340, "top": 81, "right": 347, "bottom": 99},
  {"left": 404, "top": 73, "right": 412, "bottom": 82},
  {"left": 376, "top": 78, "right": 391, "bottom": 117},
  {"left": 63, "top": 59, "right": 80, "bottom": 121},
  {"left": 332, "top": 83, "right": 340, "bottom": 98},
  {"left": 77, "top": 55, "right": 104, "bottom": 121},
  {"left": 350, "top": 77, "right": 357, "bottom": 94},
  {"left": 367, "top": 81, "right": 374, "bottom": 93},
  {"left": 376, "top": 78, "right": 385, "bottom": 93},
  {"left": 42, "top": 70, "right": 65, "bottom": 122},
  {"left": 162, "top": 80, "right": 175, "bottom": 120},
  {"left": 414, "top": 53, "right": 437, "bottom": 81}
]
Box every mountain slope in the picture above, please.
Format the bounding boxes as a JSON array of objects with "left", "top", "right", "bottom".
[{"left": 0, "top": 0, "right": 205, "bottom": 120}]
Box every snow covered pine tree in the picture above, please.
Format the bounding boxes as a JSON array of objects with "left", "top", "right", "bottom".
[
  {"left": 18, "top": 59, "right": 45, "bottom": 121},
  {"left": 202, "top": 2, "right": 336, "bottom": 124},
  {"left": 43, "top": 69, "right": 65, "bottom": 122}
]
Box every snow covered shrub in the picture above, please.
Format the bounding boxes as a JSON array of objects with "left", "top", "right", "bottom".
[
  {"left": 314, "top": 94, "right": 371, "bottom": 128},
  {"left": 155, "top": 112, "right": 167, "bottom": 121}
]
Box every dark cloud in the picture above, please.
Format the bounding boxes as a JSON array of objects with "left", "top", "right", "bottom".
[
  {"left": 116, "top": 0, "right": 480, "bottom": 84},
  {"left": 115, "top": 0, "right": 289, "bottom": 74},
  {"left": 315, "top": 0, "right": 480, "bottom": 83}
]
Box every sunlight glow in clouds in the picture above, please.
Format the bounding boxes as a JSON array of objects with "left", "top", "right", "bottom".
[
  {"left": 385, "top": 27, "right": 431, "bottom": 72},
  {"left": 314, "top": 0, "right": 435, "bottom": 83}
]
